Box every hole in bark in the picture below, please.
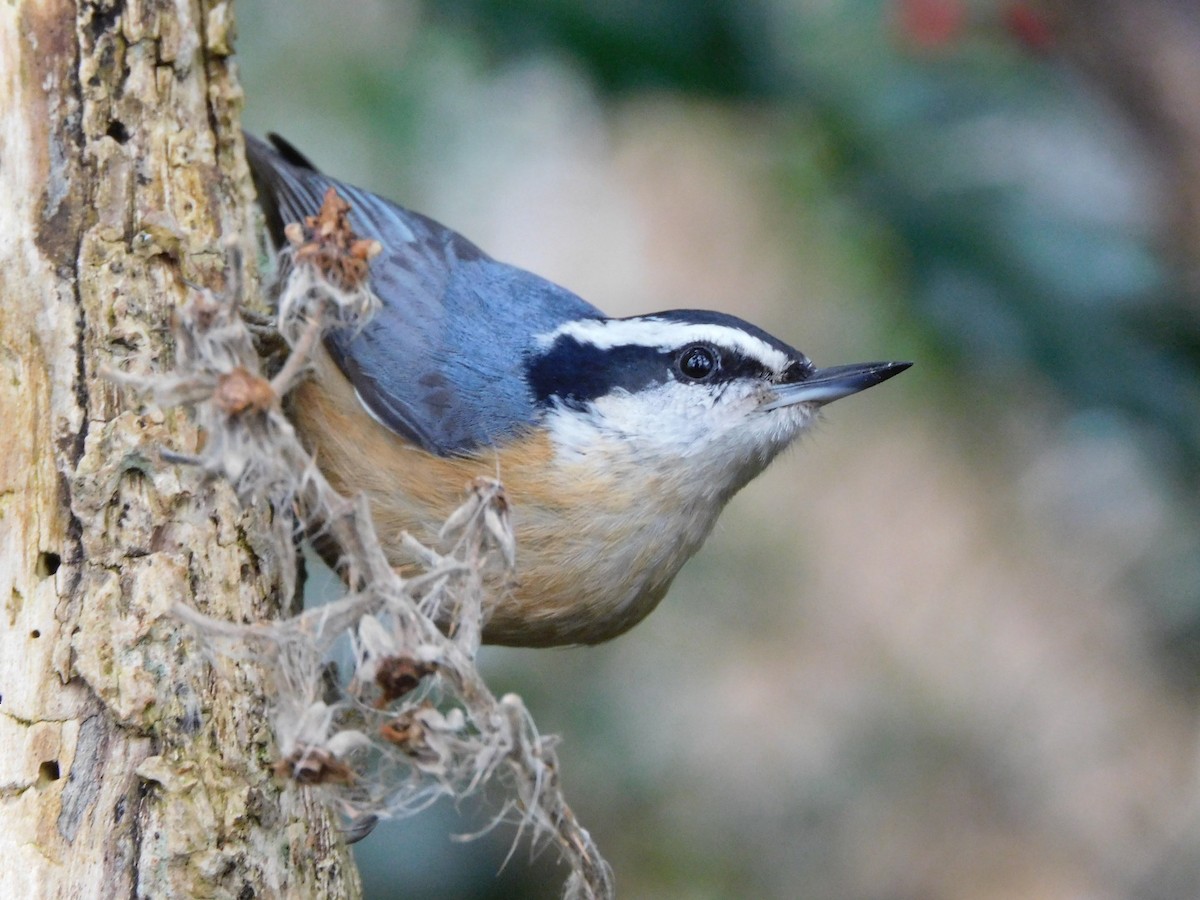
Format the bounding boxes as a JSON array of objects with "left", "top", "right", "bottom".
[
  {"left": 30, "top": 629, "right": 41, "bottom": 639},
  {"left": 106, "top": 120, "right": 130, "bottom": 144},
  {"left": 36, "top": 551, "right": 61, "bottom": 578},
  {"left": 88, "top": 2, "right": 123, "bottom": 40},
  {"left": 38, "top": 760, "right": 61, "bottom": 785}
]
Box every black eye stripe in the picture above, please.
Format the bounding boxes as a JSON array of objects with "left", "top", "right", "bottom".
[
  {"left": 708, "top": 349, "right": 775, "bottom": 384},
  {"left": 528, "top": 338, "right": 667, "bottom": 408},
  {"left": 527, "top": 336, "right": 792, "bottom": 408}
]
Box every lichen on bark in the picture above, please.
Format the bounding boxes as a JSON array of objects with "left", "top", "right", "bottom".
[{"left": 0, "top": 1, "right": 359, "bottom": 896}]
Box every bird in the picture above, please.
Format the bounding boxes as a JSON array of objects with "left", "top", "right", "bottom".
[{"left": 245, "top": 133, "right": 911, "bottom": 648}]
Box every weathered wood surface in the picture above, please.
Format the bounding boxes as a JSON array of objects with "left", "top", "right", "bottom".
[{"left": 0, "top": 1, "right": 359, "bottom": 895}]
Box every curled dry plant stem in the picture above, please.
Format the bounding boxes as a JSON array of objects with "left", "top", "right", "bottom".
[
  {"left": 268, "top": 309, "right": 324, "bottom": 398},
  {"left": 116, "top": 192, "right": 614, "bottom": 899}
]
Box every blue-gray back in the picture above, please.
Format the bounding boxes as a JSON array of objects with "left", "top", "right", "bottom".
[{"left": 246, "top": 135, "right": 604, "bottom": 455}]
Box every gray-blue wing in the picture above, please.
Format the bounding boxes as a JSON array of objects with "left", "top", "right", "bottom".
[{"left": 245, "top": 134, "right": 605, "bottom": 456}]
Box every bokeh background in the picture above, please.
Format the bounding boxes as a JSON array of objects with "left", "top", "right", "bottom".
[{"left": 238, "top": 1, "right": 1200, "bottom": 896}]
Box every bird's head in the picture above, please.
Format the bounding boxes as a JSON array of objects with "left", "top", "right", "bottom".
[{"left": 527, "top": 310, "right": 910, "bottom": 498}]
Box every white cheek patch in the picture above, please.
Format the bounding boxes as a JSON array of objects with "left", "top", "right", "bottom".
[
  {"left": 540, "top": 391, "right": 820, "bottom": 527},
  {"left": 539, "top": 385, "right": 710, "bottom": 464},
  {"left": 591, "top": 384, "right": 712, "bottom": 448},
  {"left": 538, "top": 318, "right": 794, "bottom": 376},
  {"left": 545, "top": 382, "right": 803, "bottom": 462}
]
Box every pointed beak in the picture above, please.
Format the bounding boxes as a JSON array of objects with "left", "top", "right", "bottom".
[{"left": 761, "top": 361, "right": 912, "bottom": 410}]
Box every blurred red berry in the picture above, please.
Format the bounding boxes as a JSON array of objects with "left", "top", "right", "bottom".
[
  {"left": 896, "top": 0, "right": 967, "bottom": 50},
  {"left": 1005, "top": 2, "right": 1054, "bottom": 52}
]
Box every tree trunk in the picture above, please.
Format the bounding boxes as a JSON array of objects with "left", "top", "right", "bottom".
[{"left": 0, "top": 0, "right": 360, "bottom": 895}]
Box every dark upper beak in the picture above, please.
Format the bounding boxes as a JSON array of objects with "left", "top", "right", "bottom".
[{"left": 761, "top": 361, "right": 912, "bottom": 410}]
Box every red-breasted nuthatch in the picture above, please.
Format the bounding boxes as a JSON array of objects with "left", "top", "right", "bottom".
[{"left": 246, "top": 134, "right": 910, "bottom": 648}]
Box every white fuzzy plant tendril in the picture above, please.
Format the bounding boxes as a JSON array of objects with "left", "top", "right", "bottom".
[{"left": 119, "top": 207, "right": 614, "bottom": 899}]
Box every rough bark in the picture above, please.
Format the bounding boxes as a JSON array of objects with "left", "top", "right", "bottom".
[{"left": 0, "top": 0, "right": 360, "bottom": 896}]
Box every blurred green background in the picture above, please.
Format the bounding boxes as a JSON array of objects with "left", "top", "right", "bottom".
[{"left": 239, "top": 0, "right": 1200, "bottom": 896}]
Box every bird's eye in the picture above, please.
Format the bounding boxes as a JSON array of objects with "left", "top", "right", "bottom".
[{"left": 677, "top": 345, "right": 718, "bottom": 382}]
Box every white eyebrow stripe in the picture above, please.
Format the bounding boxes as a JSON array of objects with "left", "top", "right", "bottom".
[{"left": 538, "top": 318, "right": 793, "bottom": 373}]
